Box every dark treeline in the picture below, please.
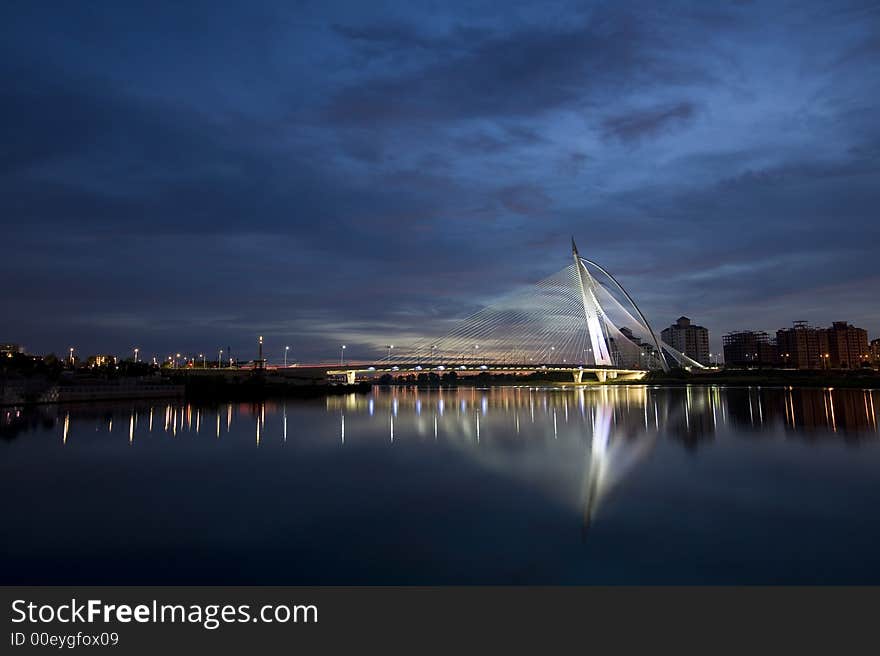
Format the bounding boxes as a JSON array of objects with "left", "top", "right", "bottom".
[{"left": 1, "top": 352, "right": 158, "bottom": 381}]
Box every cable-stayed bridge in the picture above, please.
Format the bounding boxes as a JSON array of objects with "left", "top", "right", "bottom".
[{"left": 328, "top": 240, "right": 704, "bottom": 384}]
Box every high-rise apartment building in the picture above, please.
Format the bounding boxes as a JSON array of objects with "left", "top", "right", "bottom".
[
  {"left": 775, "top": 321, "right": 828, "bottom": 369},
  {"left": 722, "top": 331, "right": 777, "bottom": 367},
  {"left": 661, "top": 316, "right": 710, "bottom": 366},
  {"left": 825, "top": 321, "right": 869, "bottom": 368}
]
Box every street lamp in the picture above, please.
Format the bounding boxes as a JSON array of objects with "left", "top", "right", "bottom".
[
  {"left": 133, "top": 347, "right": 139, "bottom": 363},
  {"left": 218, "top": 349, "right": 223, "bottom": 368},
  {"left": 175, "top": 353, "right": 181, "bottom": 369},
  {"left": 68, "top": 347, "right": 75, "bottom": 367},
  {"left": 199, "top": 353, "right": 205, "bottom": 368},
  {"left": 340, "top": 345, "right": 346, "bottom": 366},
  {"left": 284, "top": 345, "right": 290, "bottom": 367}
]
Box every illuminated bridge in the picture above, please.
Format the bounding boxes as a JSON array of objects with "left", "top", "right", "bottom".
[{"left": 328, "top": 240, "right": 705, "bottom": 384}]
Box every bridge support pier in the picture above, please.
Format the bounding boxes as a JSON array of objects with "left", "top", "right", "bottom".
[
  {"left": 344, "top": 371, "right": 356, "bottom": 384},
  {"left": 572, "top": 370, "right": 584, "bottom": 384},
  {"left": 596, "top": 371, "right": 607, "bottom": 383}
]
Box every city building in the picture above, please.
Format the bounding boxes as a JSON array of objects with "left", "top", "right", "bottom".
[
  {"left": 871, "top": 338, "right": 880, "bottom": 366},
  {"left": 775, "top": 321, "right": 828, "bottom": 369},
  {"left": 825, "top": 321, "right": 870, "bottom": 368},
  {"left": 615, "top": 327, "right": 660, "bottom": 368},
  {"left": 723, "top": 331, "right": 778, "bottom": 367},
  {"left": 1, "top": 343, "right": 25, "bottom": 357},
  {"left": 87, "top": 355, "right": 118, "bottom": 367},
  {"left": 661, "top": 317, "right": 710, "bottom": 366}
]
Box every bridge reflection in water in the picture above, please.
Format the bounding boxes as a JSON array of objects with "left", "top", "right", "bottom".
[
  {"left": 2, "top": 384, "right": 880, "bottom": 584},
  {"left": 322, "top": 385, "right": 879, "bottom": 534},
  {"left": 2, "top": 384, "right": 875, "bottom": 449},
  {"left": 3, "top": 385, "right": 875, "bottom": 450}
]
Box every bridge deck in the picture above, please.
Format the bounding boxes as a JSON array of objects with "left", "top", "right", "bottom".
[
  {"left": 326, "top": 363, "right": 648, "bottom": 374},
  {"left": 325, "top": 363, "right": 649, "bottom": 384}
]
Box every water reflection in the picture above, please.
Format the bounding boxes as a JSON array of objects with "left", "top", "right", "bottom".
[
  {"left": 2, "top": 385, "right": 880, "bottom": 584},
  {"left": 15, "top": 384, "right": 879, "bottom": 521},
  {"left": 2, "top": 386, "right": 878, "bottom": 447}
]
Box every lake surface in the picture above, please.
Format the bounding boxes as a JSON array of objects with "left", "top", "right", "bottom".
[{"left": 2, "top": 385, "right": 879, "bottom": 584}]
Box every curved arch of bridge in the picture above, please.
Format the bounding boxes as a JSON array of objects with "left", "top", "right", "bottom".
[{"left": 382, "top": 240, "right": 704, "bottom": 373}]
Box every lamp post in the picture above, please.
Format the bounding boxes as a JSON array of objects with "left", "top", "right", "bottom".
[
  {"left": 431, "top": 345, "right": 437, "bottom": 365},
  {"left": 340, "top": 345, "right": 346, "bottom": 367},
  {"left": 284, "top": 345, "right": 290, "bottom": 367},
  {"left": 68, "top": 347, "right": 75, "bottom": 367},
  {"left": 133, "top": 347, "right": 139, "bottom": 363},
  {"left": 199, "top": 353, "right": 205, "bottom": 368},
  {"left": 386, "top": 344, "right": 393, "bottom": 363},
  {"left": 218, "top": 349, "right": 223, "bottom": 369}
]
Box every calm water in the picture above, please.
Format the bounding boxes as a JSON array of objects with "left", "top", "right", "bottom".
[{"left": 2, "top": 385, "right": 880, "bottom": 584}]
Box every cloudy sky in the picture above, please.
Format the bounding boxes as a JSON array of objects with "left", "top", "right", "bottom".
[{"left": 2, "top": 0, "right": 878, "bottom": 362}]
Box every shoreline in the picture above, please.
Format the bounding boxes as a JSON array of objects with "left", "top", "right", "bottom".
[
  {"left": 4, "top": 369, "right": 879, "bottom": 407},
  {"left": 0, "top": 379, "right": 372, "bottom": 407}
]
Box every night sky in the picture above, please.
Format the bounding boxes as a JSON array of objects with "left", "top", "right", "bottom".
[{"left": 3, "top": 1, "right": 879, "bottom": 363}]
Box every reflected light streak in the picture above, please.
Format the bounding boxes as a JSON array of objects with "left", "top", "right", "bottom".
[{"left": 829, "top": 390, "right": 837, "bottom": 432}]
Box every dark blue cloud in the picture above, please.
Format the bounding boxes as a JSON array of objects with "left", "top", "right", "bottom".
[{"left": 1, "top": 0, "right": 879, "bottom": 360}]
